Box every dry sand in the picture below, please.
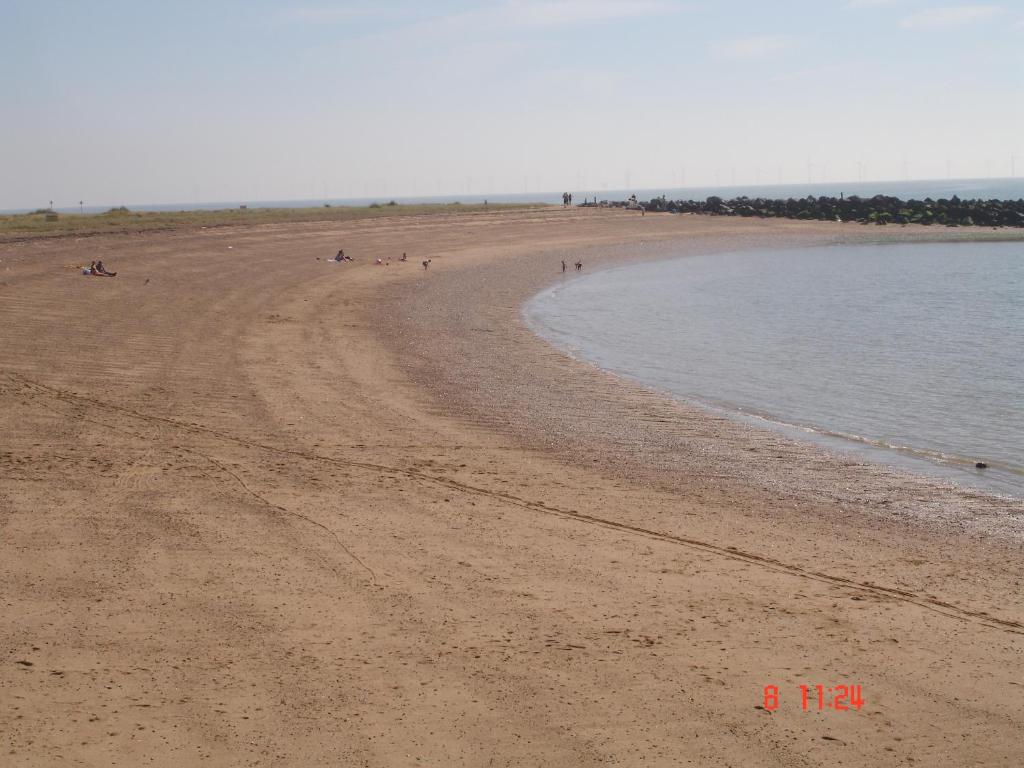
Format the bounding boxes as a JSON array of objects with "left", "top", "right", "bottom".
[{"left": 2, "top": 208, "right": 1023, "bottom": 766}]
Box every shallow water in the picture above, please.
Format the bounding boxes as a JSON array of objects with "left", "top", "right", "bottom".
[{"left": 525, "top": 241, "right": 1024, "bottom": 498}]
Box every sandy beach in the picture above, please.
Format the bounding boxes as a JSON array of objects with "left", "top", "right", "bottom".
[{"left": 2, "top": 207, "right": 1023, "bottom": 766}]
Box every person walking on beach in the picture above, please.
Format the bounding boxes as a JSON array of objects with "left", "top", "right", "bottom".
[
  {"left": 422, "top": 259, "right": 431, "bottom": 270},
  {"left": 561, "top": 259, "right": 566, "bottom": 273},
  {"left": 575, "top": 260, "right": 583, "bottom": 271}
]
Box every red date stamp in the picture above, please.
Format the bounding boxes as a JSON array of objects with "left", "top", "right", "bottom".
[{"left": 761, "top": 684, "right": 864, "bottom": 711}]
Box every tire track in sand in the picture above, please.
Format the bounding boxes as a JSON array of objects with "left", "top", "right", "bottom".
[{"left": 8, "top": 372, "right": 1023, "bottom": 636}]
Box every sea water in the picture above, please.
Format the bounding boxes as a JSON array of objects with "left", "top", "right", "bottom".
[
  {"left": 524, "top": 241, "right": 1024, "bottom": 498},
  {"left": 15, "top": 177, "right": 1024, "bottom": 216}
]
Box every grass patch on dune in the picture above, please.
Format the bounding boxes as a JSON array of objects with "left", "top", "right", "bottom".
[{"left": 0, "top": 202, "right": 542, "bottom": 239}]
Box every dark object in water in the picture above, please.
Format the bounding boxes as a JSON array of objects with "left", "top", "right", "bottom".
[{"left": 975, "top": 462, "right": 988, "bottom": 469}]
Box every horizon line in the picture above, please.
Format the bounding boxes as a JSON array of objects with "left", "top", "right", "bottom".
[{"left": 4, "top": 175, "right": 1023, "bottom": 215}]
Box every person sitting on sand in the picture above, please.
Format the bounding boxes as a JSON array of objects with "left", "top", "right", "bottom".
[
  {"left": 376, "top": 258, "right": 383, "bottom": 265},
  {"left": 400, "top": 252, "right": 408, "bottom": 262},
  {"left": 84, "top": 260, "right": 116, "bottom": 277},
  {"left": 334, "top": 249, "right": 345, "bottom": 262}
]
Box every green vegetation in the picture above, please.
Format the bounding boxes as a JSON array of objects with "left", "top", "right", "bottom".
[{"left": 0, "top": 202, "right": 539, "bottom": 240}]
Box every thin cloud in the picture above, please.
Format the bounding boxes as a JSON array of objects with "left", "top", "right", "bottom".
[
  {"left": 900, "top": 5, "right": 1002, "bottom": 28},
  {"left": 845, "top": 0, "right": 901, "bottom": 8},
  {"left": 281, "top": 5, "right": 387, "bottom": 23},
  {"left": 286, "top": 1, "right": 678, "bottom": 29},
  {"left": 338, "top": 1, "right": 681, "bottom": 54},
  {"left": 504, "top": 0, "right": 679, "bottom": 27},
  {"left": 712, "top": 35, "right": 793, "bottom": 60}
]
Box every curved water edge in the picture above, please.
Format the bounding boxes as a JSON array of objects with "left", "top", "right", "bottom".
[{"left": 523, "top": 240, "right": 1024, "bottom": 499}]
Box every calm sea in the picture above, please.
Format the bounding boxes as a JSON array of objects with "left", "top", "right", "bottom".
[
  {"left": 13, "top": 177, "right": 1024, "bottom": 215},
  {"left": 525, "top": 241, "right": 1024, "bottom": 498}
]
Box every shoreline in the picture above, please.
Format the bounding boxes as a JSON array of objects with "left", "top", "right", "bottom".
[
  {"left": 3, "top": 208, "right": 1024, "bottom": 766},
  {"left": 521, "top": 244, "right": 1024, "bottom": 502},
  {"left": 375, "top": 218, "right": 1024, "bottom": 541}
]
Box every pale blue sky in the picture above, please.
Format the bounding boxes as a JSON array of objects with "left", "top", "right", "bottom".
[{"left": 2, "top": 0, "right": 1022, "bottom": 208}]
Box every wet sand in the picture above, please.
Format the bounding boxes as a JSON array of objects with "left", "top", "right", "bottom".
[{"left": 2, "top": 208, "right": 1022, "bottom": 766}]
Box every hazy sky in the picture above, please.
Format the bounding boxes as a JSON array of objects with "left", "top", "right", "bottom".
[{"left": 3, "top": 0, "right": 1022, "bottom": 208}]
